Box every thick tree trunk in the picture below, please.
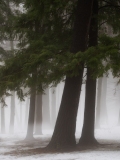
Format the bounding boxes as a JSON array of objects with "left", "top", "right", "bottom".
[
  {"left": 34, "top": 93, "right": 42, "bottom": 135},
  {"left": 1, "top": 97, "right": 5, "bottom": 133},
  {"left": 79, "top": 0, "right": 98, "bottom": 146},
  {"left": 25, "top": 87, "right": 36, "bottom": 140},
  {"left": 9, "top": 91, "right": 15, "bottom": 134},
  {"left": 47, "top": 0, "right": 93, "bottom": 150}
]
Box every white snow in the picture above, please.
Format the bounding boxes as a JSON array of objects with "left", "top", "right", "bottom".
[{"left": 0, "top": 126, "right": 120, "bottom": 160}]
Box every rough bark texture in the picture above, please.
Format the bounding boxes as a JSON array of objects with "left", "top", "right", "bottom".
[
  {"left": 79, "top": 0, "right": 98, "bottom": 146},
  {"left": 34, "top": 93, "right": 42, "bottom": 135},
  {"left": 47, "top": 0, "right": 93, "bottom": 150},
  {"left": 25, "top": 87, "right": 36, "bottom": 140}
]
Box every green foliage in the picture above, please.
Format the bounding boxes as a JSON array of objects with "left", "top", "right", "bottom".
[{"left": 0, "top": 0, "right": 120, "bottom": 102}]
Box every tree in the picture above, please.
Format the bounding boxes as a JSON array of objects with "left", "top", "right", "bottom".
[
  {"left": 78, "top": 0, "right": 98, "bottom": 146},
  {"left": 1, "top": 96, "right": 5, "bottom": 133},
  {"left": 0, "top": 0, "right": 120, "bottom": 150},
  {"left": 50, "top": 87, "right": 57, "bottom": 129},
  {"left": 95, "top": 78, "right": 102, "bottom": 128},
  {"left": 34, "top": 93, "right": 42, "bottom": 135},
  {"left": 25, "top": 85, "right": 36, "bottom": 140},
  {"left": 47, "top": 0, "right": 93, "bottom": 150},
  {"left": 42, "top": 88, "right": 51, "bottom": 130},
  {"left": 9, "top": 91, "right": 15, "bottom": 133}
]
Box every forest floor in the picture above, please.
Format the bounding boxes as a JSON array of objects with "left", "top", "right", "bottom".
[{"left": 0, "top": 126, "right": 120, "bottom": 160}]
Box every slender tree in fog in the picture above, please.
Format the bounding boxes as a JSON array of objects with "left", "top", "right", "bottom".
[
  {"left": 1, "top": 96, "right": 5, "bottom": 133},
  {"left": 34, "top": 93, "right": 42, "bottom": 135},
  {"left": 95, "top": 78, "right": 102, "bottom": 128},
  {"left": 50, "top": 87, "right": 57, "bottom": 129},
  {"left": 9, "top": 91, "right": 15, "bottom": 133},
  {"left": 42, "top": 88, "right": 51, "bottom": 130},
  {"left": 24, "top": 97, "right": 29, "bottom": 129},
  {"left": 25, "top": 85, "right": 36, "bottom": 140},
  {"left": 100, "top": 75, "right": 108, "bottom": 125},
  {"left": 9, "top": 40, "right": 16, "bottom": 134}
]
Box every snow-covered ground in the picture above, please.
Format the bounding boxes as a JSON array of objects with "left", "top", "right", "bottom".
[{"left": 0, "top": 126, "right": 120, "bottom": 160}]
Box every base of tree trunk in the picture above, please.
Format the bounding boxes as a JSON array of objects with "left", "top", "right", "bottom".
[
  {"left": 34, "top": 132, "right": 42, "bottom": 135},
  {"left": 46, "top": 136, "right": 77, "bottom": 151},
  {"left": 24, "top": 135, "right": 35, "bottom": 141},
  {"left": 78, "top": 137, "right": 99, "bottom": 147},
  {"left": 46, "top": 142, "right": 77, "bottom": 151}
]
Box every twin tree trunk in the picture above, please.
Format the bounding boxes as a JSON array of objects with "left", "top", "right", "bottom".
[
  {"left": 79, "top": 0, "right": 98, "bottom": 146},
  {"left": 47, "top": 0, "right": 93, "bottom": 149}
]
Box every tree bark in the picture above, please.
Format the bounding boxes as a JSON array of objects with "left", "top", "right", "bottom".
[
  {"left": 47, "top": 0, "right": 93, "bottom": 150},
  {"left": 79, "top": 69, "right": 98, "bottom": 145},
  {"left": 34, "top": 93, "right": 42, "bottom": 135},
  {"left": 79, "top": 0, "right": 98, "bottom": 146}
]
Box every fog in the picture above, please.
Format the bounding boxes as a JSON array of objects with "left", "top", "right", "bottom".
[
  {"left": 1, "top": 70, "right": 120, "bottom": 135},
  {"left": 0, "top": 71, "right": 120, "bottom": 159}
]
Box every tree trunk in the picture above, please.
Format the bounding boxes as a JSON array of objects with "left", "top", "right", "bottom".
[
  {"left": 9, "top": 91, "right": 15, "bottom": 134},
  {"left": 20, "top": 101, "right": 22, "bottom": 129},
  {"left": 50, "top": 87, "right": 56, "bottom": 129},
  {"left": 79, "top": 0, "right": 98, "bottom": 146},
  {"left": 25, "top": 87, "right": 36, "bottom": 140},
  {"left": 34, "top": 93, "right": 42, "bottom": 135},
  {"left": 42, "top": 88, "right": 51, "bottom": 130},
  {"left": 118, "top": 109, "right": 120, "bottom": 125},
  {"left": 79, "top": 69, "right": 98, "bottom": 145},
  {"left": 1, "top": 97, "right": 5, "bottom": 133},
  {"left": 95, "top": 78, "right": 102, "bottom": 128},
  {"left": 24, "top": 97, "right": 30, "bottom": 130},
  {"left": 47, "top": 0, "right": 93, "bottom": 150},
  {"left": 100, "top": 75, "right": 108, "bottom": 125}
]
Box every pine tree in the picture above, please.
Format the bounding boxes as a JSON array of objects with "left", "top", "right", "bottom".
[
  {"left": 78, "top": 0, "right": 99, "bottom": 146},
  {"left": 47, "top": 0, "right": 93, "bottom": 150}
]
